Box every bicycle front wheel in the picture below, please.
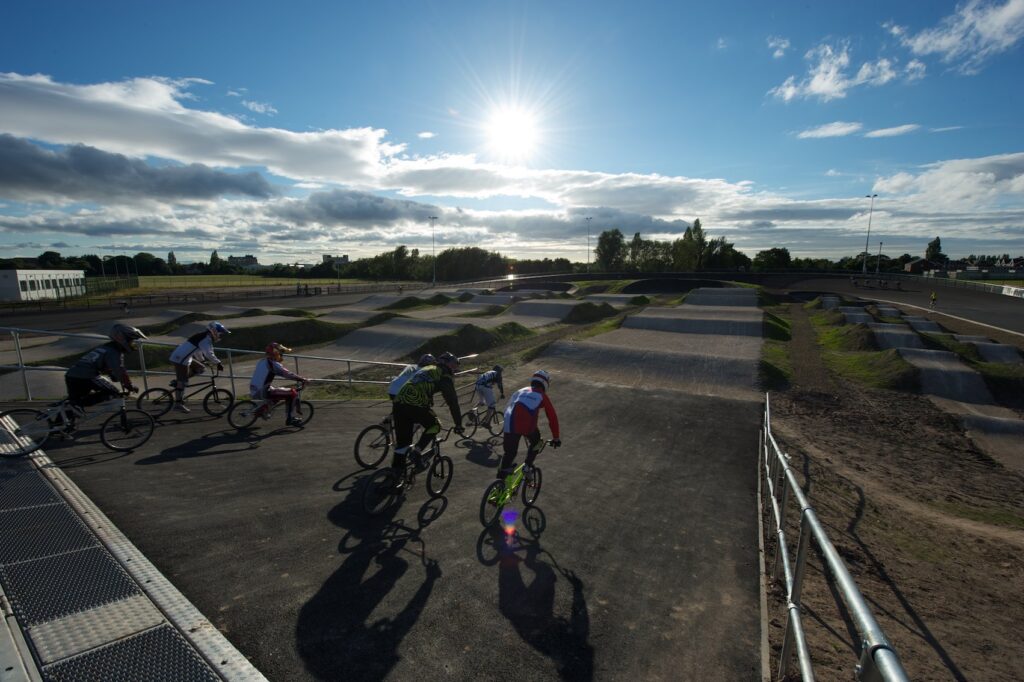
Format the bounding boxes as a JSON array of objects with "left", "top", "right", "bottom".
[
  {"left": 363, "top": 468, "right": 399, "bottom": 516},
  {"left": 426, "top": 455, "right": 453, "bottom": 497},
  {"left": 202, "top": 388, "right": 234, "bottom": 417},
  {"left": 227, "top": 400, "right": 259, "bottom": 429},
  {"left": 136, "top": 388, "right": 173, "bottom": 418},
  {"left": 480, "top": 479, "right": 506, "bottom": 527},
  {"left": 460, "top": 411, "right": 479, "bottom": 438},
  {"left": 522, "top": 466, "right": 543, "bottom": 506},
  {"left": 294, "top": 400, "right": 314, "bottom": 425},
  {"left": 485, "top": 410, "right": 503, "bottom": 437},
  {"left": 0, "top": 409, "right": 52, "bottom": 457},
  {"left": 354, "top": 424, "right": 390, "bottom": 469},
  {"left": 100, "top": 410, "right": 154, "bottom": 451}
]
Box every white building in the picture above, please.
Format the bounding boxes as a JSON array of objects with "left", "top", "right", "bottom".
[{"left": 0, "top": 269, "right": 87, "bottom": 302}]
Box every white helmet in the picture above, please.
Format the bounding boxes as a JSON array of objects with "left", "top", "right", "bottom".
[
  {"left": 207, "top": 321, "right": 230, "bottom": 339},
  {"left": 531, "top": 369, "right": 551, "bottom": 391}
]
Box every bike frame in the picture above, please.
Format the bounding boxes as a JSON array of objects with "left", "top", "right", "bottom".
[{"left": 47, "top": 395, "right": 128, "bottom": 431}]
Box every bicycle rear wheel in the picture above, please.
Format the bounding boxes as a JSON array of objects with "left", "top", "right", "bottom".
[
  {"left": 479, "top": 479, "right": 506, "bottom": 527},
  {"left": 202, "top": 388, "right": 234, "bottom": 417},
  {"left": 522, "top": 466, "right": 542, "bottom": 506},
  {"left": 426, "top": 455, "right": 453, "bottom": 497},
  {"left": 363, "top": 468, "right": 400, "bottom": 515},
  {"left": 485, "top": 410, "right": 503, "bottom": 437},
  {"left": 136, "top": 388, "right": 173, "bottom": 418},
  {"left": 227, "top": 401, "right": 259, "bottom": 429},
  {"left": 354, "top": 424, "right": 389, "bottom": 468},
  {"left": 100, "top": 410, "right": 154, "bottom": 451},
  {"left": 0, "top": 409, "right": 52, "bottom": 457},
  {"left": 460, "top": 411, "right": 479, "bottom": 438}
]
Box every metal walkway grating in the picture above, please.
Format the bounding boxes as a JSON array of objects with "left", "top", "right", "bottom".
[
  {"left": 0, "top": 425, "right": 266, "bottom": 681},
  {"left": 1, "top": 546, "right": 141, "bottom": 626},
  {"left": 41, "top": 624, "right": 222, "bottom": 682}
]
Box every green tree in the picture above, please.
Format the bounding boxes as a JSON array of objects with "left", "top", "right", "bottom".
[
  {"left": 594, "top": 229, "right": 626, "bottom": 271},
  {"left": 628, "top": 232, "right": 643, "bottom": 269},
  {"left": 925, "top": 237, "right": 946, "bottom": 263},
  {"left": 37, "top": 251, "right": 64, "bottom": 268},
  {"left": 753, "top": 247, "right": 792, "bottom": 271}
]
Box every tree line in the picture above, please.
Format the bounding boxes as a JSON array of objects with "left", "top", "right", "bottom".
[{"left": 3, "top": 231, "right": 1015, "bottom": 282}]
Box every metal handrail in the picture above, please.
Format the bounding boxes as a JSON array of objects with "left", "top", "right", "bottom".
[
  {"left": 1, "top": 326, "right": 409, "bottom": 401},
  {"left": 761, "top": 393, "right": 909, "bottom": 682}
]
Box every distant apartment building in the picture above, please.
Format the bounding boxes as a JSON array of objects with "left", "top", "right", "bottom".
[
  {"left": 322, "top": 254, "right": 349, "bottom": 265},
  {"left": 227, "top": 255, "right": 263, "bottom": 272},
  {"left": 0, "top": 269, "right": 86, "bottom": 302}
]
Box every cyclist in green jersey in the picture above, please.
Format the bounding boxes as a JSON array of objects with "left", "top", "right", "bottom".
[{"left": 390, "top": 351, "right": 464, "bottom": 486}]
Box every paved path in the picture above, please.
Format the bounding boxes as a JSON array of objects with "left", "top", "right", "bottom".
[{"left": 3, "top": 364, "right": 762, "bottom": 680}]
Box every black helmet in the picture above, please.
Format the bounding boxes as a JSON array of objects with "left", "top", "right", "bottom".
[
  {"left": 110, "top": 323, "right": 147, "bottom": 351},
  {"left": 418, "top": 353, "right": 437, "bottom": 367},
  {"left": 492, "top": 365, "right": 503, "bottom": 373},
  {"left": 437, "top": 351, "right": 460, "bottom": 374}
]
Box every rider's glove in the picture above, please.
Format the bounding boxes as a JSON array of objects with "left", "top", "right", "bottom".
[
  {"left": 217, "top": 363, "right": 224, "bottom": 372},
  {"left": 551, "top": 438, "right": 562, "bottom": 448},
  {"left": 128, "top": 385, "right": 139, "bottom": 394},
  {"left": 500, "top": 394, "right": 505, "bottom": 399}
]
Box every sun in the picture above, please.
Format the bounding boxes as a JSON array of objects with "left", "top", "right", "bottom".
[{"left": 485, "top": 105, "right": 539, "bottom": 163}]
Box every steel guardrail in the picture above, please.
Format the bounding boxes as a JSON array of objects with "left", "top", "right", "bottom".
[{"left": 761, "top": 393, "right": 909, "bottom": 682}]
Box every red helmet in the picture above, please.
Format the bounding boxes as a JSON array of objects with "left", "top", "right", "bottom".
[{"left": 265, "top": 342, "right": 292, "bottom": 362}]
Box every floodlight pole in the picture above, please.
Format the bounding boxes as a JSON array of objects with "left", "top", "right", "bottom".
[
  {"left": 586, "top": 216, "right": 592, "bottom": 272},
  {"left": 429, "top": 216, "right": 439, "bottom": 287},
  {"left": 876, "top": 241, "right": 883, "bottom": 274},
  {"left": 862, "top": 194, "right": 877, "bottom": 274}
]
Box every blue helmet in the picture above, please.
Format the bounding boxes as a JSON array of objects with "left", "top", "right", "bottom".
[{"left": 207, "top": 321, "right": 230, "bottom": 339}]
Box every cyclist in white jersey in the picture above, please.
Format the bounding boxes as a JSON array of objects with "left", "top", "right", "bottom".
[
  {"left": 473, "top": 365, "right": 505, "bottom": 410},
  {"left": 168, "top": 321, "right": 229, "bottom": 413}
]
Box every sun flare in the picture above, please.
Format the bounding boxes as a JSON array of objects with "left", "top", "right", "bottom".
[{"left": 485, "top": 106, "right": 539, "bottom": 163}]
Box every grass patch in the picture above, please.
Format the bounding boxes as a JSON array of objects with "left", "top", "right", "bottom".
[
  {"left": 382, "top": 294, "right": 452, "bottom": 311},
  {"left": 929, "top": 501, "right": 1024, "bottom": 531},
  {"left": 920, "top": 332, "right": 983, "bottom": 361},
  {"left": 565, "top": 302, "right": 617, "bottom": 324},
  {"left": 970, "top": 361, "right": 1024, "bottom": 410},
  {"left": 821, "top": 348, "right": 918, "bottom": 390},
  {"left": 409, "top": 322, "right": 534, "bottom": 363},
  {"left": 764, "top": 311, "right": 791, "bottom": 342},
  {"left": 628, "top": 295, "right": 650, "bottom": 305},
  {"left": 571, "top": 315, "right": 625, "bottom": 341},
  {"left": 663, "top": 294, "right": 688, "bottom": 306},
  {"left": 816, "top": 321, "right": 877, "bottom": 352},
  {"left": 760, "top": 341, "right": 793, "bottom": 391},
  {"left": 803, "top": 296, "right": 823, "bottom": 310}
]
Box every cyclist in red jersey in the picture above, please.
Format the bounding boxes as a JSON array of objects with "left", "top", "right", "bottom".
[{"left": 497, "top": 369, "right": 561, "bottom": 480}]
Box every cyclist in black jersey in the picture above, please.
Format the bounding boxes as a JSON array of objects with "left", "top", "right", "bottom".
[{"left": 389, "top": 351, "right": 464, "bottom": 486}]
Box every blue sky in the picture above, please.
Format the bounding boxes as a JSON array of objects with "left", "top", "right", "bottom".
[{"left": 1, "top": 0, "right": 1023, "bottom": 263}]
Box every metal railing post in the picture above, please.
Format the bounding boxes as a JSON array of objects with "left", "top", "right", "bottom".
[
  {"left": 138, "top": 342, "right": 149, "bottom": 390},
  {"left": 347, "top": 360, "right": 352, "bottom": 387},
  {"left": 13, "top": 331, "right": 31, "bottom": 401},
  {"left": 227, "top": 349, "right": 236, "bottom": 397}
]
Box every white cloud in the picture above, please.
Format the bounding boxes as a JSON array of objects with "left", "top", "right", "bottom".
[
  {"left": 767, "top": 36, "right": 790, "bottom": 58},
  {"left": 931, "top": 125, "right": 964, "bottom": 133},
  {"left": 716, "top": 37, "right": 728, "bottom": 50},
  {"left": 226, "top": 88, "right": 247, "bottom": 97},
  {"left": 874, "top": 152, "right": 1024, "bottom": 208},
  {"left": 417, "top": 131, "right": 436, "bottom": 139},
  {"left": 825, "top": 169, "right": 842, "bottom": 177},
  {"left": 0, "top": 73, "right": 403, "bottom": 185},
  {"left": 770, "top": 42, "right": 922, "bottom": 101},
  {"left": 797, "top": 121, "right": 863, "bottom": 139},
  {"left": 891, "top": 0, "right": 1024, "bottom": 74},
  {"left": 241, "top": 100, "right": 278, "bottom": 116},
  {"left": 865, "top": 124, "right": 921, "bottom": 138},
  {"left": 0, "top": 73, "right": 1021, "bottom": 260}
]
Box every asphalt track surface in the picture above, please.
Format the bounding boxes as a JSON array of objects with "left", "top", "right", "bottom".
[
  {"left": 786, "top": 277, "right": 1024, "bottom": 336},
  {"left": 5, "top": 370, "right": 762, "bottom": 681}
]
